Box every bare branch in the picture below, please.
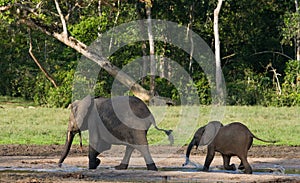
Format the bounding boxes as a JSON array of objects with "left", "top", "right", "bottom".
[
  {"left": 266, "top": 64, "right": 282, "bottom": 95},
  {"left": 251, "top": 51, "right": 293, "bottom": 60},
  {"left": 19, "top": 19, "right": 52, "bottom": 36},
  {"left": 28, "top": 29, "right": 58, "bottom": 88},
  {"left": 222, "top": 53, "right": 236, "bottom": 60},
  {"left": 0, "top": 5, "right": 11, "bottom": 11},
  {"left": 54, "top": 0, "right": 68, "bottom": 37},
  {"left": 108, "top": 0, "right": 120, "bottom": 52}
]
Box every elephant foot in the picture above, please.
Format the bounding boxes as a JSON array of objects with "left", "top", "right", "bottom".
[
  {"left": 238, "top": 164, "right": 245, "bottom": 170},
  {"left": 202, "top": 166, "right": 209, "bottom": 172},
  {"left": 225, "top": 164, "right": 236, "bottom": 171},
  {"left": 89, "top": 158, "right": 100, "bottom": 169},
  {"left": 147, "top": 163, "right": 158, "bottom": 171},
  {"left": 244, "top": 167, "right": 253, "bottom": 174},
  {"left": 115, "top": 163, "right": 128, "bottom": 170}
]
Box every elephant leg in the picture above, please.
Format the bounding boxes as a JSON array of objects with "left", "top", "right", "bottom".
[
  {"left": 238, "top": 155, "right": 252, "bottom": 174},
  {"left": 238, "top": 162, "right": 245, "bottom": 170},
  {"left": 203, "top": 147, "right": 215, "bottom": 172},
  {"left": 115, "top": 145, "right": 134, "bottom": 170},
  {"left": 134, "top": 145, "right": 158, "bottom": 171},
  {"left": 88, "top": 145, "right": 100, "bottom": 169},
  {"left": 222, "top": 154, "right": 236, "bottom": 171}
]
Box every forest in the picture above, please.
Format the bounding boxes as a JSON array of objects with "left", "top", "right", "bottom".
[{"left": 0, "top": 0, "right": 299, "bottom": 107}]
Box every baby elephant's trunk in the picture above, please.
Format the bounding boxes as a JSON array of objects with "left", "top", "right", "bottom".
[
  {"left": 182, "top": 138, "right": 195, "bottom": 166},
  {"left": 186, "top": 138, "right": 196, "bottom": 159},
  {"left": 58, "top": 130, "right": 82, "bottom": 167}
]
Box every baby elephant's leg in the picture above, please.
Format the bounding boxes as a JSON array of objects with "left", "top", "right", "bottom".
[{"left": 222, "top": 154, "right": 236, "bottom": 170}]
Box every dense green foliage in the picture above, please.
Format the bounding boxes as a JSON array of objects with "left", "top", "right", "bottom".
[{"left": 0, "top": 0, "right": 299, "bottom": 107}]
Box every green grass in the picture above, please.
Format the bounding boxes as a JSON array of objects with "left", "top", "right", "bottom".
[
  {"left": 147, "top": 105, "right": 300, "bottom": 146},
  {"left": 0, "top": 96, "right": 299, "bottom": 146},
  {"left": 222, "top": 106, "right": 300, "bottom": 146},
  {"left": 0, "top": 96, "right": 36, "bottom": 107}
]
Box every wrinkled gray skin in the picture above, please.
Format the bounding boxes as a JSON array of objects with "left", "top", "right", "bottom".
[
  {"left": 185, "top": 121, "right": 275, "bottom": 174},
  {"left": 58, "top": 95, "right": 173, "bottom": 171}
]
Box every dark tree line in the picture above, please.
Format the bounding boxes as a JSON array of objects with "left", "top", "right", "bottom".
[{"left": 0, "top": 0, "right": 299, "bottom": 107}]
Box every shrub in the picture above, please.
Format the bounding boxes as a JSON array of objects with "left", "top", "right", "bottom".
[{"left": 34, "top": 70, "right": 74, "bottom": 108}]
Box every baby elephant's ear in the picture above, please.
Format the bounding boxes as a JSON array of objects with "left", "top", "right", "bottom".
[{"left": 199, "top": 121, "right": 222, "bottom": 146}]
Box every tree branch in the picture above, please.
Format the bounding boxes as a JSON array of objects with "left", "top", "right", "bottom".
[
  {"left": 3, "top": 2, "right": 152, "bottom": 101},
  {"left": 266, "top": 64, "right": 282, "bottom": 95},
  {"left": 0, "top": 5, "right": 11, "bottom": 11},
  {"left": 251, "top": 51, "right": 293, "bottom": 60},
  {"left": 54, "top": 0, "right": 68, "bottom": 37},
  {"left": 28, "top": 29, "right": 58, "bottom": 88}
]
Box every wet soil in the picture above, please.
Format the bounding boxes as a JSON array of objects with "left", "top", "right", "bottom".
[
  {"left": 0, "top": 144, "right": 299, "bottom": 158},
  {"left": 0, "top": 145, "right": 299, "bottom": 182}
]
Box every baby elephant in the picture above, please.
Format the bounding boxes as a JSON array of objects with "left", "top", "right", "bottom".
[{"left": 183, "top": 121, "right": 276, "bottom": 174}]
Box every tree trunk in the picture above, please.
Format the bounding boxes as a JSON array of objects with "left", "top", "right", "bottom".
[
  {"left": 136, "top": 3, "right": 149, "bottom": 84},
  {"left": 295, "top": 0, "right": 300, "bottom": 87},
  {"left": 187, "top": 2, "right": 195, "bottom": 73},
  {"left": 159, "top": 39, "right": 167, "bottom": 78},
  {"left": 295, "top": 0, "right": 300, "bottom": 61},
  {"left": 146, "top": 3, "right": 156, "bottom": 96},
  {"left": 214, "top": 0, "right": 223, "bottom": 104}
]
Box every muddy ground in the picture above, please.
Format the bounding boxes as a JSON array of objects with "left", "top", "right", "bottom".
[{"left": 0, "top": 145, "right": 299, "bottom": 182}]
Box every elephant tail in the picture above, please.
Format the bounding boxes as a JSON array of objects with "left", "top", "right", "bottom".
[
  {"left": 154, "top": 125, "right": 174, "bottom": 145},
  {"left": 251, "top": 133, "right": 277, "bottom": 143}
]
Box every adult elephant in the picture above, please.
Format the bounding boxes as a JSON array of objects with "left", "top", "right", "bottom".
[
  {"left": 183, "top": 121, "right": 275, "bottom": 174},
  {"left": 58, "top": 95, "right": 173, "bottom": 170}
]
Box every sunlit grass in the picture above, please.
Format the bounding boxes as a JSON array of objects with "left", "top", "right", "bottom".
[{"left": 0, "top": 96, "right": 299, "bottom": 146}]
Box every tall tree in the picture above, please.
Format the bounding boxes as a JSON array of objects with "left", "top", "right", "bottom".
[
  {"left": 214, "top": 0, "right": 224, "bottom": 103},
  {"left": 0, "top": 1, "right": 152, "bottom": 101},
  {"left": 295, "top": 0, "right": 300, "bottom": 61},
  {"left": 145, "top": 0, "right": 156, "bottom": 96},
  {"left": 282, "top": 0, "right": 300, "bottom": 61}
]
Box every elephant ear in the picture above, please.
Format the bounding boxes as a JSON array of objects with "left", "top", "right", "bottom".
[
  {"left": 72, "top": 95, "right": 92, "bottom": 131},
  {"left": 199, "top": 121, "right": 223, "bottom": 146}
]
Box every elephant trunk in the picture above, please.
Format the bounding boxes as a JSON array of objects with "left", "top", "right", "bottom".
[
  {"left": 182, "top": 138, "right": 195, "bottom": 166},
  {"left": 186, "top": 138, "right": 195, "bottom": 159},
  {"left": 58, "top": 130, "right": 75, "bottom": 167}
]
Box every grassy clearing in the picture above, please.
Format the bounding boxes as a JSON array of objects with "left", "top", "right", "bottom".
[
  {"left": 0, "top": 96, "right": 299, "bottom": 146},
  {"left": 148, "top": 105, "right": 299, "bottom": 146}
]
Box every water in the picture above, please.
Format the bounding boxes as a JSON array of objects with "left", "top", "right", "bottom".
[
  {"left": 0, "top": 165, "right": 84, "bottom": 173},
  {"left": 160, "top": 166, "right": 300, "bottom": 176},
  {"left": 0, "top": 166, "right": 299, "bottom": 176}
]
